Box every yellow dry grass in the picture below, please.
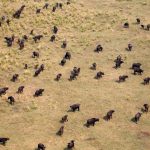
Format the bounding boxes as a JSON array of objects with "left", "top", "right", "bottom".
[{"left": 0, "top": 0, "right": 150, "bottom": 150}]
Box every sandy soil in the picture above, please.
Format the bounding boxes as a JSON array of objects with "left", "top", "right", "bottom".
[{"left": 0, "top": 0, "right": 150, "bottom": 150}]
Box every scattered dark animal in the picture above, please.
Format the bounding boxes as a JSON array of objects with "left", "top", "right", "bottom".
[
  {"left": 143, "top": 77, "right": 150, "bottom": 85},
  {"left": 23, "top": 35, "right": 28, "bottom": 41},
  {"left": 62, "top": 41, "right": 67, "bottom": 48},
  {"left": 55, "top": 3, "right": 63, "bottom": 9},
  {"left": 136, "top": 18, "right": 140, "bottom": 24},
  {"left": 147, "top": 24, "right": 150, "bottom": 31},
  {"left": 143, "top": 24, "right": 150, "bottom": 31},
  {"left": 60, "top": 58, "right": 66, "bottom": 66},
  {"left": 52, "top": 6, "right": 57, "bottom": 12},
  {"left": 67, "top": 1, "right": 71, "bottom": 5},
  {"left": 90, "top": 63, "right": 97, "bottom": 70},
  {"left": 118, "top": 75, "right": 128, "bottom": 82},
  {"left": 73, "top": 67, "right": 80, "bottom": 75},
  {"left": 141, "top": 25, "right": 145, "bottom": 29},
  {"left": 86, "top": 118, "right": 99, "bottom": 127},
  {"left": 95, "top": 71, "right": 104, "bottom": 79},
  {"left": 6, "top": 19, "right": 10, "bottom": 25},
  {"left": 34, "top": 89, "right": 44, "bottom": 97},
  {"left": 39, "top": 64, "right": 44, "bottom": 71},
  {"left": 94, "top": 44, "right": 103, "bottom": 53},
  {"left": 133, "top": 67, "right": 143, "bottom": 75},
  {"left": 11, "top": 74, "right": 19, "bottom": 82},
  {"left": 34, "top": 68, "right": 42, "bottom": 77},
  {"left": 43, "top": 3, "right": 49, "bottom": 9},
  {"left": 116, "top": 55, "right": 122, "bottom": 61},
  {"left": 55, "top": 73, "right": 62, "bottom": 81},
  {"left": 18, "top": 39, "right": 25, "bottom": 50},
  {"left": 67, "top": 140, "right": 75, "bottom": 149},
  {"left": 70, "top": 104, "right": 80, "bottom": 112},
  {"left": 132, "top": 63, "right": 141, "bottom": 69},
  {"left": 17, "top": 38, "right": 20, "bottom": 44},
  {"left": 64, "top": 52, "right": 71, "bottom": 60},
  {"left": 69, "top": 67, "right": 80, "bottom": 81},
  {"left": 134, "top": 112, "right": 142, "bottom": 124},
  {"left": 8, "top": 96, "right": 15, "bottom": 105},
  {"left": 0, "top": 87, "right": 9, "bottom": 96},
  {"left": 24, "top": 64, "right": 28, "bottom": 69},
  {"left": 13, "top": 5, "right": 25, "bottom": 19},
  {"left": 53, "top": 26, "right": 58, "bottom": 34},
  {"left": 59, "top": 3, "right": 63, "bottom": 9},
  {"left": 0, "top": 138, "right": 9, "bottom": 146},
  {"left": 127, "top": 43, "right": 133, "bottom": 51},
  {"left": 34, "top": 64, "right": 44, "bottom": 76},
  {"left": 36, "top": 9, "right": 41, "bottom": 14},
  {"left": 1, "top": 16, "right": 5, "bottom": 21},
  {"left": 143, "top": 104, "right": 149, "bottom": 113},
  {"left": 37, "top": 143, "right": 46, "bottom": 150},
  {"left": 124, "top": 22, "right": 129, "bottom": 28},
  {"left": 114, "top": 57, "right": 124, "bottom": 69},
  {"left": 17, "top": 86, "right": 24, "bottom": 94},
  {"left": 50, "top": 35, "right": 55, "bottom": 42},
  {"left": 32, "top": 51, "right": 39, "bottom": 58},
  {"left": 6, "top": 35, "right": 15, "bottom": 42},
  {"left": 61, "top": 115, "right": 68, "bottom": 123},
  {"left": 33, "top": 35, "right": 43, "bottom": 43},
  {"left": 69, "top": 73, "right": 77, "bottom": 81},
  {"left": 57, "top": 126, "right": 64, "bottom": 136},
  {"left": 30, "top": 29, "right": 34, "bottom": 35},
  {"left": 5, "top": 35, "right": 15, "bottom": 47},
  {"left": 105, "top": 110, "right": 115, "bottom": 121}
]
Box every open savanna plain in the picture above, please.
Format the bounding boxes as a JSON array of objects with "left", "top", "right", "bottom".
[{"left": 0, "top": 0, "right": 150, "bottom": 150}]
